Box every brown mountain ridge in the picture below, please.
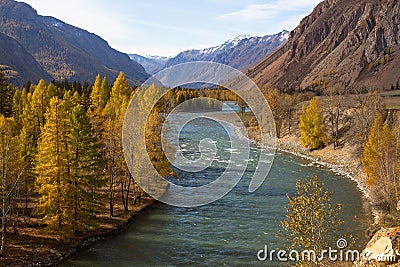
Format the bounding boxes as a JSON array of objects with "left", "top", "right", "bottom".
[
  {"left": 0, "top": 31, "right": 52, "bottom": 85},
  {"left": 249, "top": 0, "right": 400, "bottom": 92},
  {"left": 0, "top": 0, "right": 149, "bottom": 85}
]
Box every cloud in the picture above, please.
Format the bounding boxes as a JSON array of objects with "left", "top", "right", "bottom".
[
  {"left": 21, "top": 0, "right": 323, "bottom": 56},
  {"left": 218, "top": 0, "right": 322, "bottom": 22}
]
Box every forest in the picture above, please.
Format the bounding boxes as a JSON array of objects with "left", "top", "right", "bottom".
[
  {"left": 0, "top": 70, "right": 399, "bottom": 263},
  {"left": 0, "top": 71, "right": 250, "bottom": 256},
  {"left": 260, "top": 86, "right": 400, "bottom": 226}
]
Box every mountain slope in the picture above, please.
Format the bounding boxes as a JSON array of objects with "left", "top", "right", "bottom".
[
  {"left": 0, "top": 32, "right": 52, "bottom": 85},
  {"left": 129, "top": 54, "right": 170, "bottom": 74},
  {"left": 0, "top": 0, "right": 149, "bottom": 85},
  {"left": 162, "top": 31, "right": 289, "bottom": 71},
  {"left": 249, "top": 0, "right": 400, "bottom": 91}
]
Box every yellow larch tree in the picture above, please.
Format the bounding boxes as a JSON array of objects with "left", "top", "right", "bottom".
[
  {"left": 362, "top": 113, "right": 398, "bottom": 212},
  {"left": 35, "top": 97, "right": 72, "bottom": 233},
  {"left": 299, "top": 97, "right": 327, "bottom": 149}
]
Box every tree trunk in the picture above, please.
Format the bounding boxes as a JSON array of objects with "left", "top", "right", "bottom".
[
  {"left": 109, "top": 168, "right": 114, "bottom": 217},
  {"left": 120, "top": 175, "right": 126, "bottom": 211},
  {"left": 24, "top": 181, "right": 28, "bottom": 220},
  {"left": 288, "top": 108, "right": 292, "bottom": 135},
  {"left": 125, "top": 176, "right": 132, "bottom": 212},
  {"left": 1, "top": 173, "right": 6, "bottom": 256},
  {"left": 0, "top": 145, "right": 8, "bottom": 256}
]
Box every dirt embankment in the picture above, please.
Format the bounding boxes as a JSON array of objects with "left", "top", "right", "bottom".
[
  {"left": 274, "top": 135, "right": 377, "bottom": 216},
  {"left": 2, "top": 197, "right": 157, "bottom": 266}
]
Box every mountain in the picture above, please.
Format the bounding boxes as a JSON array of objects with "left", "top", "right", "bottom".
[
  {"left": 164, "top": 31, "right": 289, "bottom": 71},
  {"left": 132, "top": 31, "right": 289, "bottom": 74},
  {"left": 249, "top": 0, "right": 400, "bottom": 91},
  {"left": 129, "top": 54, "right": 170, "bottom": 74},
  {"left": 0, "top": 32, "right": 52, "bottom": 86},
  {"left": 0, "top": 0, "right": 149, "bottom": 85}
]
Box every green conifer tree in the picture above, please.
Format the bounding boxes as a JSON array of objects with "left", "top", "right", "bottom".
[
  {"left": 68, "top": 104, "right": 106, "bottom": 231},
  {"left": 99, "top": 77, "right": 111, "bottom": 109},
  {"left": 0, "top": 72, "right": 15, "bottom": 117}
]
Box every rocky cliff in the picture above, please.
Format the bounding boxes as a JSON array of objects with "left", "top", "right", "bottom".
[{"left": 249, "top": 0, "right": 400, "bottom": 91}]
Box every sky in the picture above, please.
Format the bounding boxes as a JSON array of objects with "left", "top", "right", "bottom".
[{"left": 21, "top": 0, "right": 322, "bottom": 57}]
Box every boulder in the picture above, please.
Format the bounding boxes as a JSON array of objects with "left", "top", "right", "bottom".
[{"left": 362, "top": 227, "right": 400, "bottom": 264}]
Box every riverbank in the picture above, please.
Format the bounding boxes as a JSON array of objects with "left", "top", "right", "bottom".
[
  {"left": 255, "top": 129, "right": 382, "bottom": 226},
  {"left": 208, "top": 111, "right": 375, "bottom": 223},
  {"left": 1, "top": 196, "right": 156, "bottom": 266},
  {"left": 274, "top": 135, "right": 376, "bottom": 218}
]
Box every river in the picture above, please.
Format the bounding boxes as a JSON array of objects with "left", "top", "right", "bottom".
[{"left": 63, "top": 110, "right": 366, "bottom": 266}]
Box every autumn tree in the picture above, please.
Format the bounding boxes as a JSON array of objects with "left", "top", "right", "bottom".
[
  {"left": 20, "top": 90, "right": 40, "bottom": 218},
  {"left": 103, "top": 72, "right": 132, "bottom": 215},
  {"left": 68, "top": 104, "right": 106, "bottom": 231},
  {"left": 35, "top": 97, "right": 72, "bottom": 233},
  {"left": 299, "top": 97, "right": 327, "bottom": 149},
  {"left": 354, "top": 91, "right": 385, "bottom": 144},
  {"left": 263, "top": 87, "right": 294, "bottom": 138},
  {"left": 325, "top": 86, "right": 345, "bottom": 148},
  {"left": 12, "top": 89, "right": 24, "bottom": 130},
  {"left": 47, "top": 82, "right": 59, "bottom": 99},
  {"left": 89, "top": 74, "right": 102, "bottom": 111},
  {"left": 395, "top": 112, "right": 400, "bottom": 210},
  {"left": 31, "top": 79, "right": 51, "bottom": 130},
  {"left": 0, "top": 115, "right": 24, "bottom": 255},
  {"left": 88, "top": 75, "right": 109, "bottom": 139},
  {"left": 235, "top": 94, "right": 247, "bottom": 114},
  {"left": 281, "top": 176, "right": 343, "bottom": 262},
  {"left": 362, "top": 113, "right": 398, "bottom": 212},
  {"left": 145, "top": 101, "right": 174, "bottom": 178},
  {"left": 127, "top": 85, "right": 174, "bottom": 202}
]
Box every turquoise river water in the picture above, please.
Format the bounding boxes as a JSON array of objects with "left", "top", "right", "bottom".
[{"left": 63, "top": 111, "right": 367, "bottom": 266}]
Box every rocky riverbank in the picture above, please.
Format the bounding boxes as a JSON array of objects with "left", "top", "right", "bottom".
[
  {"left": 208, "top": 112, "right": 376, "bottom": 223},
  {"left": 251, "top": 132, "right": 379, "bottom": 224},
  {"left": 273, "top": 135, "right": 381, "bottom": 223}
]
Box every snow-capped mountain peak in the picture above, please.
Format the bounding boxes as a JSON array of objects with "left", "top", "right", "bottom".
[
  {"left": 131, "top": 30, "right": 290, "bottom": 74},
  {"left": 143, "top": 54, "right": 173, "bottom": 61},
  {"left": 198, "top": 34, "right": 252, "bottom": 55},
  {"left": 279, "top": 30, "right": 290, "bottom": 42},
  {"left": 229, "top": 34, "right": 251, "bottom": 46}
]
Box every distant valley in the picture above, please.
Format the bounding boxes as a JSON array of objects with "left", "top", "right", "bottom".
[{"left": 129, "top": 54, "right": 170, "bottom": 75}]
